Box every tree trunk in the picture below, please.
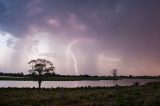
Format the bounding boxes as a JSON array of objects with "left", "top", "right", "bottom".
[
  {"left": 38, "top": 71, "right": 42, "bottom": 88},
  {"left": 38, "top": 80, "right": 42, "bottom": 89}
]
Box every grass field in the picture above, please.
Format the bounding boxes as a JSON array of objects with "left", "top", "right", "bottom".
[{"left": 0, "top": 82, "right": 159, "bottom": 106}]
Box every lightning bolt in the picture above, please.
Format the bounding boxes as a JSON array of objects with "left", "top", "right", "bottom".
[
  {"left": 68, "top": 40, "right": 79, "bottom": 75},
  {"left": 67, "top": 38, "right": 92, "bottom": 75}
]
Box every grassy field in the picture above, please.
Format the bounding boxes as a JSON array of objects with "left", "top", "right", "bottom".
[{"left": 0, "top": 82, "right": 159, "bottom": 106}]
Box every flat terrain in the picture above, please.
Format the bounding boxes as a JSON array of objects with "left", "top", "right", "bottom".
[{"left": 0, "top": 82, "right": 159, "bottom": 106}]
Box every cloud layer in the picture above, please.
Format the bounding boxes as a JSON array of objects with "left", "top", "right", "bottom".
[{"left": 0, "top": 0, "right": 160, "bottom": 75}]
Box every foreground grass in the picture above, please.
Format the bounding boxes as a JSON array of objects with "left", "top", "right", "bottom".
[{"left": 0, "top": 82, "right": 160, "bottom": 106}]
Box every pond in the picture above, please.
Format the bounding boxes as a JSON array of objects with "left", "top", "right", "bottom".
[{"left": 0, "top": 79, "right": 159, "bottom": 88}]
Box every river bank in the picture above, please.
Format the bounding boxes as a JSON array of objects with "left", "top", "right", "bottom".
[{"left": 0, "top": 76, "right": 159, "bottom": 81}]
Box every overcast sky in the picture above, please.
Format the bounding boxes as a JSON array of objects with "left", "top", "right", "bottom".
[{"left": 0, "top": 0, "right": 160, "bottom": 76}]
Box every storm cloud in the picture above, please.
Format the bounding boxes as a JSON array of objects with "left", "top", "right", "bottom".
[{"left": 0, "top": 0, "right": 160, "bottom": 75}]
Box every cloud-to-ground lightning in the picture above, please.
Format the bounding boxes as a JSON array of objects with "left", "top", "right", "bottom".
[{"left": 68, "top": 40, "right": 79, "bottom": 75}]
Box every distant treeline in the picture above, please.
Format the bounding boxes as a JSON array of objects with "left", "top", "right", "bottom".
[
  {"left": 0, "top": 72, "right": 159, "bottom": 79},
  {"left": 53, "top": 75, "right": 160, "bottom": 79},
  {"left": 0, "top": 72, "right": 24, "bottom": 77}
]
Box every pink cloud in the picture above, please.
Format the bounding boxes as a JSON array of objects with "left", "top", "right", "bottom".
[
  {"left": 68, "top": 13, "right": 87, "bottom": 31},
  {"left": 47, "top": 19, "right": 60, "bottom": 27}
]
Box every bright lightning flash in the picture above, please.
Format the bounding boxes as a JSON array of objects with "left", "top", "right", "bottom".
[{"left": 68, "top": 40, "right": 79, "bottom": 75}]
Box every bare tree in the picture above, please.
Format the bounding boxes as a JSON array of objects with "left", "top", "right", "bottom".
[
  {"left": 111, "top": 69, "right": 118, "bottom": 79},
  {"left": 28, "top": 59, "right": 55, "bottom": 88}
]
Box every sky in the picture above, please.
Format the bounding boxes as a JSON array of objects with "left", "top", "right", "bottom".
[{"left": 0, "top": 0, "right": 160, "bottom": 76}]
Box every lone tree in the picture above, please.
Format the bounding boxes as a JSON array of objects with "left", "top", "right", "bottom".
[
  {"left": 28, "top": 59, "right": 55, "bottom": 88},
  {"left": 111, "top": 69, "right": 118, "bottom": 79}
]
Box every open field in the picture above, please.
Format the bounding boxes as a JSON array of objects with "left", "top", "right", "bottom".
[{"left": 0, "top": 82, "right": 159, "bottom": 106}]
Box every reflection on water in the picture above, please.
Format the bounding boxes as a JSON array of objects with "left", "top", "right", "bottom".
[{"left": 0, "top": 79, "right": 158, "bottom": 88}]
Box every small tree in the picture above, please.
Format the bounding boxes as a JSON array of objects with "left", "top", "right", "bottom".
[
  {"left": 111, "top": 69, "right": 118, "bottom": 79},
  {"left": 28, "top": 59, "right": 55, "bottom": 88}
]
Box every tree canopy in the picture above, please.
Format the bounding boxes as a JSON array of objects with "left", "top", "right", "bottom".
[
  {"left": 28, "top": 59, "right": 55, "bottom": 75},
  {"left": 28, "top": 59, "right": 55, "bottom": 88}
]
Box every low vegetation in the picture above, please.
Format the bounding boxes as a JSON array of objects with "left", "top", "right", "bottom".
[
  {"left": 0, "top": 76, "right": 120, "bottom": 81},
  {"left": 0, "top": 82, "right": 159, "bottom": 106},
  {"left": 0, "top": 76, "right": 159, "bottom": 81}
]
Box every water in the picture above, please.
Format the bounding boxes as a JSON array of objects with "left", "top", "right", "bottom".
[{"left": 0, "top": 79, "right": 158, "bottom": 88}]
